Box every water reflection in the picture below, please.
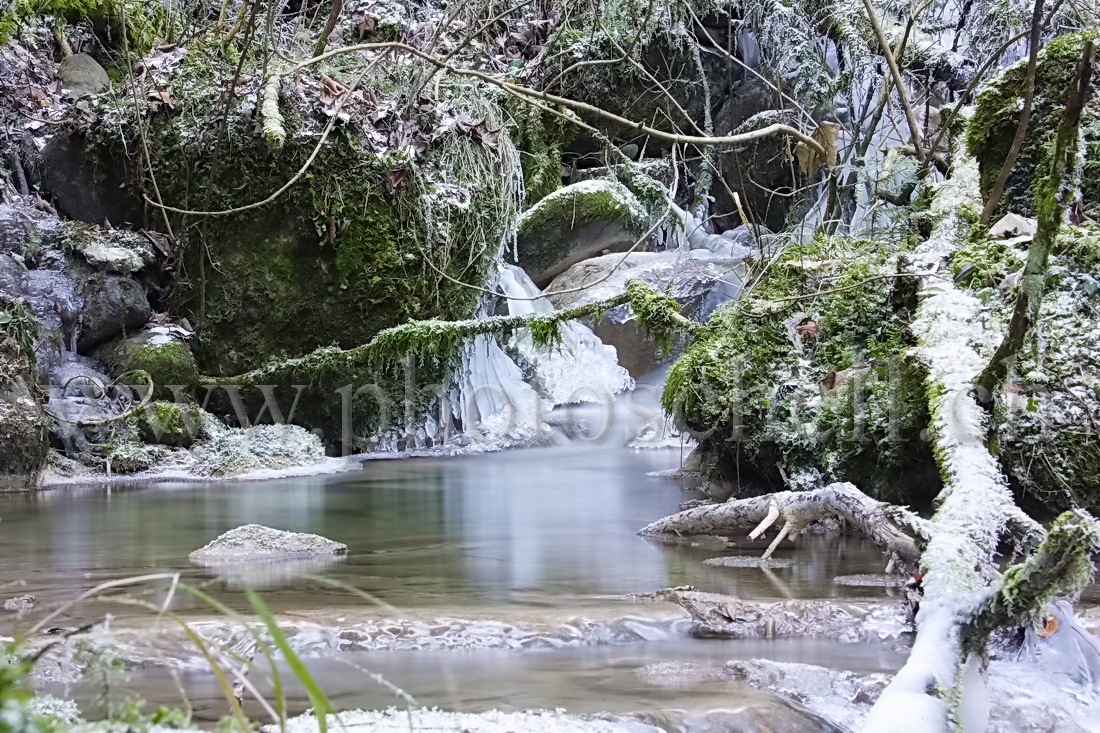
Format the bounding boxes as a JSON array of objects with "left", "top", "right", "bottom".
[{"left": 0, "top": 446, "right": 894, "bottom": 625}]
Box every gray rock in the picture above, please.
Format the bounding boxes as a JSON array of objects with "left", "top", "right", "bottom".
[
  {"left": 546, "top": 250, "right": 740, "bottom": 376},
  {"left": 516, "top": 180, "right": 651, "bottom": 286},
  {"left": 3, "top": 594, "right": 38, "bottom": 612},
  {"left": 58, "top": 54, "right": 109, "bottom": 95},
  {"left": 63, "top": 257, "right": 150, "bottom": 353},
  {"left": 37, "top": 134, "right": 142, "bottom": 225},
  {"left": 189, "top": 524, "right": 348, "bottom": 563}
]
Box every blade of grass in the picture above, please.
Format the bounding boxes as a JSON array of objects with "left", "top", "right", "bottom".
[{"left": 244, "top": 587, "right": 335, "bottom": 733}]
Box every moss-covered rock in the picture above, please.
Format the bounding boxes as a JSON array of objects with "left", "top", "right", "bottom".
[
  {"left": 133, "top": 400, "right": 207, "bottom": 448},
  {"left": 662, "top": 235, "right": 938, "bottom": 504},
  {"left": 516, "top": 180, "right": 652, "bottom": 285},
  {"left": 537, "top": 1, "right": 701, "bottom": 143},
  {"left": 93, "top": 327, "right": 198, "bottom": 400},
  {"left": 966, "top": 31, "right": 1100, "bottom": 218},
  {"left": 0, "top": 294, "right": 48, "bottom": 488},
  {"left": 79, "top": 40, "right": 519, "bottom": 382},
  {"left": 993, "top": 223, "right": 1100, "bottom": 513}
]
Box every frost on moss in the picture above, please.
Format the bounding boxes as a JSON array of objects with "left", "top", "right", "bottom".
[
  {"left": 87, "top": 45, "right": 521, "bottom": 380},
  {"left": 60, "top": 222, "right": 154, "bottom": 275},
  {"left": 662, "top": 236, "right": 937, "bottom": 503},
  {"left": 965, "top": 31, "right": 1100, "bottom": 218},
  {"left": 518, "top": 179, "right": 651, "bottom": 239},
  {"left": 192, "top": 423, "right": 326, "bottom": 476},
  {"left": 504, "top": 95, "right": 576, "bottom": 204},
  {"left": 993, "top": 224, "right": 1100, "bottom": 511}
]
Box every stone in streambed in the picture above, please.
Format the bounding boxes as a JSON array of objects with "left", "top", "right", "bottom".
[
  {"left": 189, "top": 524, "right": 347, "bottom": 564},
  {"left": 3, "top": 594, "right": 38, "bottom": 612}
]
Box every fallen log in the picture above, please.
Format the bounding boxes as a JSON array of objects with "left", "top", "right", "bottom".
[{"left": 639, "top": 482, "right": 921, "bottom": 575}]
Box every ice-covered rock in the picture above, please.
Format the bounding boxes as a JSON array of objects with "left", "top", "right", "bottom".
[{"left": 189, "top": 524, "right": 347, "bottom": 563}]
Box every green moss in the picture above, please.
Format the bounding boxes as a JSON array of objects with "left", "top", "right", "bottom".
[
  {"left": 504, "top": 96, "right": 576, "bottom": 204},
  {"left": 538, "top": 2, "right": 698, "bottom": 136},
  {"left": 965, "top": 31, "right": 1100, "bottom": 218},
  {"left": 950, "top": 236, "right": 1025, "bottom": 288},
  {"left": 90, "top": 49, "right": 518, "bottom": 388},
  {"left": 517, "top": 179, "right": 649, "bottom": 242},
  {"left": 134, "top": 400, "right": 206, "bottom": 447},
  {"left": 95, "top": 334, "right": 199, "bottom": 401},
  {"left": 0, "top": 0, "right": 165, "bottom": 54},
  {"left": 662, "top": 235, "right": 937, "bottom": 501}
]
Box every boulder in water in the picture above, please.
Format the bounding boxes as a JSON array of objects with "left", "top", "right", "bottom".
[{"left": 189, "top": 524, "right": 348, "bottom": 564}]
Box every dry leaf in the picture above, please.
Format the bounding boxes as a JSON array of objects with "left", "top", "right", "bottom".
[
  {"left": 795, "top": 121, "right": 840, "bottom": 175},
  {"left": 383, "top": 168, "right": 407, "bottom": 189}
]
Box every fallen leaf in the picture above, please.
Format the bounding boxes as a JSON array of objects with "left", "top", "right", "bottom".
[
  {"left": 795, "top": 121, "right": 840, "bottom": 175},
  {"left": 383, "top": 168, "right": 407, "bottom": 189},
  {"left": 148, "top": 86, "right": 174, "bottom": 106}
]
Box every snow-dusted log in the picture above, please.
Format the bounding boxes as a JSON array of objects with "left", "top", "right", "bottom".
[
  {"left": 861, "top": 153, "right": 1099, "bottom": 732},
  {"left": 639, "top": 482, "right": 920, "bottom": 575}
]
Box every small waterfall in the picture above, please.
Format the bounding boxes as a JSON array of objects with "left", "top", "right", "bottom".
[
  {"left": 446, "top": 264, "right": 634, "bottom": 449},
  {"left": 0, "top": 201, "right": 121, "bottom": 456}
]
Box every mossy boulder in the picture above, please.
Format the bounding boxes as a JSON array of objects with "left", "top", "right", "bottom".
[
  {"left": 75, "top": 41, "right": 517, "bottom": 381},
  {"left": 993, "top": 224, "right": 1100, "bottom": 513},
  {"left": 0, "top": 295, "right": 48, "bottom": 489},
  {"left": 133, "top": 400, "right": 208, "bottom": 448},
  {"left": 966, "top": 32, "right": 1100, "bottom": 219},
  {"left": 516, "top": 180, "right": 651, "bottom": 285},
  {"left": 93, "top": 327, "right": 199, "bottom": 400},
  {"left": 662, "top": 236, "right": 938, "bottom": 504}
]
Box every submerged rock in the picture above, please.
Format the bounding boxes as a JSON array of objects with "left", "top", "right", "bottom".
[
  {"left": 189, "top": 524, "right": 347, "bottom": 564},
  {"left": 3, "top": 594, "right": 38, "bottom": 612}
]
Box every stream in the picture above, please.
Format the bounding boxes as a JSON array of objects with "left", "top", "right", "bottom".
[{"left": 0, "top": 445, "right": 908, "bottom": 727}]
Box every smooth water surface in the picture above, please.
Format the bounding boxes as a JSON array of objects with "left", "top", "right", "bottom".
[
  {"left": 0, "top": 446, "right": 896, "bottom": 619},
  {"left": 1, "top": 446, "right": 906, "bottom": 725}
]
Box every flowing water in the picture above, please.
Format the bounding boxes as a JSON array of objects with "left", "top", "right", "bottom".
[{"left": 0, "top": 445, "right": 908, "bottom": 727}]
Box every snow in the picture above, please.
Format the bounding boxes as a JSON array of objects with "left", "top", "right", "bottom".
[
  {"left": 270, "top": 707, "right": 661, "bottom": 733},
  {"left": 863, "top": 136, "right": 1016, "bottom": 733}
]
